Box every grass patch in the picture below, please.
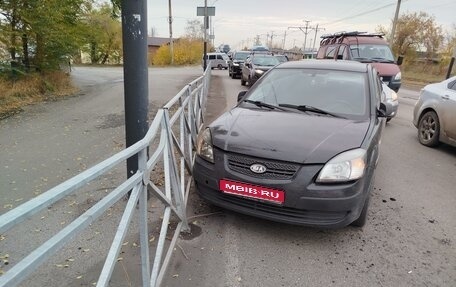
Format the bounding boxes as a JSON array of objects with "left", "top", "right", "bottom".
[
  {"left": 0, "top": 71, "right": 77, "bottom": 119},
  {"left": 402, "top": 62, "right": 455, "bottom": 88}
]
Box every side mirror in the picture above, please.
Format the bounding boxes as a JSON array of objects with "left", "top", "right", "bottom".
[
  {"left": 397, "top": 55, "right": 404, "bottom": 66},
  {"left": 237, "top": 91, "right": 247, "bottom": 102}
]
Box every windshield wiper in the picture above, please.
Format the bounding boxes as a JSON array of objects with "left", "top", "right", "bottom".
[
  {"left": 243, "top": 100, "right": 285, "bottom": 111},
  {"left": 371, "top": 57, "right": 395, "bottom": 63},
  {"left": 352, "top": 57, "right": 372, "bottom": 62},
  {"left": 278, "top": 104, "right": 346, "bottom": 118}
]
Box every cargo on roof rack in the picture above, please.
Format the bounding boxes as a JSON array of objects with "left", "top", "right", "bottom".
[{"left": 320, "top": 31, "right": 385, "bottom": 45}]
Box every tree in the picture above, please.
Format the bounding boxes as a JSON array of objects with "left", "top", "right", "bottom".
[
  {"left": 386, "top": 12, "right": 444, "bottom": 58},
  {"left": 81, "top": 3, "right": 122, "bottom": 64},
  {"left": 0, "top": 0, "right": 91, "bottom": 72},
  {"left": 185, "top": 19, "right": 204, "bottom": 40}
]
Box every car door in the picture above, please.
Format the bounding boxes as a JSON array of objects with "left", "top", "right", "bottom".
[{"left": 440, "top": 79, "right": 456, "bottom": 140}]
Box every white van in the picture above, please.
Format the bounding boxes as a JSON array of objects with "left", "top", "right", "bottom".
[{"left": 203, "top": 52, "right": 229, "bottom": 69}]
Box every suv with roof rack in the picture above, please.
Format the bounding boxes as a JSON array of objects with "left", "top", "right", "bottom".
[{"left": 317, "top": 31, "right": 402, "bottom": 92}]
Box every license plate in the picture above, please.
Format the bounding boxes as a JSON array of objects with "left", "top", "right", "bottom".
[{"left": 219, "top": 179, "right": 285, "bottom": 204}]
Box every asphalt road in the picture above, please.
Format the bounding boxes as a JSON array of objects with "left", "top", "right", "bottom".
[
  {"left": 1, "top": 67, "right": 455, "bottom": 287},
  {"left": 162, "top": 70, "right": 456, "bottom": 287},
  {"left": 0, "top": 66, "right": 203, "bottom": 286}
]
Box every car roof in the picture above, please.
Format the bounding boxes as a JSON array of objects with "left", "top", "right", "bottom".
[{"left": 277, "top": 60, "right": 368, "bottom": 72}]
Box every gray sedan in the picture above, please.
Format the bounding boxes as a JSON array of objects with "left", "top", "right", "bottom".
[{"left": 413, "top": 76, "right": 456, "bottom": 147}]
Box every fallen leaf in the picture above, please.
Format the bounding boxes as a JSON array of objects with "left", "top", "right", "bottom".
[
  {"left": 76, "top": 275, "right": 83, "bottom": 279},
  {"left": 122, "top": 241, "right": 129, "bottom": 246},
  {"left": 172, "top": 274, "right": 179, "bottom": 278}
]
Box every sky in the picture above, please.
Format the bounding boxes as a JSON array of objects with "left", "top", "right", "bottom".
[{"left": 147, "top": 0, "right": 456, "bottom": 51}]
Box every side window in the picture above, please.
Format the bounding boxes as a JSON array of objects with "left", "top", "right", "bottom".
[
  {"left": 316, "top": 47, "right": 326, "bottom": 59},
  {"left": 337, "top": 46, "right": 347, "bottom": 60},
  {"left": 448, "top": 80, "right": 456, "bottom": 91},
  {"left": 209, "top": 55, "right": 216, "bottom": 60},
  {"left": 325, "top": 45, "right": 337, "bottom": 59},
  {"left": 217, "top": 55, "right": 223, "bottom": 60}
]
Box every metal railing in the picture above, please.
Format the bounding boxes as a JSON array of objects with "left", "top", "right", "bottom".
[{"left": 0, "top": 64, "right": 211, "bottom": 287}]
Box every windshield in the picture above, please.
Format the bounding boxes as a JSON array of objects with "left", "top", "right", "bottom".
[
  {"left": 275, "top": 55, "right": 288, "bottom": 63},
  {"left": 252, "top": 56, "right": 280, "bottom": 66},
  {"left": 244, "top": 68, "right": 369, "bottom": 119},
  {"left": 234, "top": 53, "right": 249, "bottom": 60},
  {"left": 350, "top": 44, "right": 395, "bottom": 62}
]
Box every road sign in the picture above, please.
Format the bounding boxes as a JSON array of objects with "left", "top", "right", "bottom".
[{"left": 197, "top": 6, "right": 215, "bottom": 16}]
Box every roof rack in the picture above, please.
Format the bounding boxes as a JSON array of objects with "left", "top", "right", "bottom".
[{"left": 319, "top": 31, "right": 385, "bottom": 45}]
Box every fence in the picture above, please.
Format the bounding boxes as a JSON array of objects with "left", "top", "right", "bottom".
[{"left": 0, "top": 64, "right": 211, "bottom": 287}]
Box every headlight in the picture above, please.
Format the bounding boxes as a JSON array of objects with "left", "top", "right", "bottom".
[
  {"left": 255, "top": 69, "right": 264, "bottom": 75},
  {"left": 233, "top": 63, "right": 239, "bottom": 66},
  {"left": 390, "top": 90, "right": 398, "bottom": 101},
  {"left": 196, "top": 128, "right": 214, "bottom": 163},
  {"left": 394, "top": 72, "right": 401, "bottom": 81},
  {"left": 316, "top": 149, "right": 366, "bottom": 183}
]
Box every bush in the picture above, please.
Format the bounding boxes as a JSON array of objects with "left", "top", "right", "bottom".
[{"left": 152, "top": 38, "right": 205, "bottom": 66}]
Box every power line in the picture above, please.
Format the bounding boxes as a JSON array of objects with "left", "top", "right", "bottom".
[{"left": 323, "top": 1, "right": 409, "bottom": 26}]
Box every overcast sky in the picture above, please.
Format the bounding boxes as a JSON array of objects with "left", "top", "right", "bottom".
[{"left": 147, "top": 0, "right": 455, "bottom": 50}]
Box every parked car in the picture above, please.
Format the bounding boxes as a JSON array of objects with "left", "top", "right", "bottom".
[
  {"left": 194, "top": 60, "right": 391, "bottom": 228},
  {"left": 241, "top": 54, "right": 280, "bottom": 86},
  {"left": 317, "top": 31, "right": 402, "bottom": 92},
  {"left": 413, "top": 76, "right": 456, "bottom": 147},
  {"left": 228, "top": 51, "right": 250, "bottom": 79},
  {"left": 203, "top": 52, "right": 229, "bottom": 70},
  {"left": 382, "top": 83, "right": 398, "bottom": 122}
]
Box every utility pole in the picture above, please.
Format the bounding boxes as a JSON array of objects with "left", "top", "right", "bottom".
[
  {"left": 254, "top": 35, "right": 261, "bottom": 46},
  {"left": 390, "top": 0, "right": 402, "bottom": 46},
  {"left": 121, "top": 0, "right": 149, "bottom": 180},
  {"left": 282, "top": 30, "right": 287, "bottom": 52},
  {"left": 168, "top": 0, "right": 174, "bottom": 64},
  {"left": 289, "top": 20, "right": 312, "bottom": 56},
  {"left": 203, "top": 0, "right": 208, "bottom": 70},
  {"left": 270, "top": 31, "right": 275, "bottom": 48},
  {"left": 311, "top": 24, "right": 325, "bottom": 53}
]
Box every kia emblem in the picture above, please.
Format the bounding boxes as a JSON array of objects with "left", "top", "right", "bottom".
[{"left": 250, "top": 163, "right": 267, "bottom": 174}]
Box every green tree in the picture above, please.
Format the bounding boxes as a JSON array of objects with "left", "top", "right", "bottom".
[
  {"left": 0, "top": 0, "right": 91, "bottom": 72},
  {"left": 81, "top": 3, "right": 122, "bottom": 64}
]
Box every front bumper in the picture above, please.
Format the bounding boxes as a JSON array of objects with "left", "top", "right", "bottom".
[
  {"left": 193, "top": 150, "right": 373, "bottom": 228},
  {"left": 387, "top": 99, "right": 399, "bottom": 119}
]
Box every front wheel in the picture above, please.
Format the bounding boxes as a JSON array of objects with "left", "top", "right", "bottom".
[
  {"left": 241, "top": 75, "right": 246, "bottom": 86},
  {"left": 351, "top": 195, "right": 370, "bottom": 227},
  {"left": 418, "top": 111, "right": 440, "bottom": 147}
]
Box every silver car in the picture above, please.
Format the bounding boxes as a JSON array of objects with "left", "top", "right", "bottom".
[
  {"left": 413, "top": 76, "right": 456, "bottom": 147},
  {"left": 382, "top": 83, "right": 399, "bottom": 122}
]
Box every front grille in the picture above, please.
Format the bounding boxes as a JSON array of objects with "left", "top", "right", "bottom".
[{"left": 227, "top": 153, "right": 299, "bottom": 180}]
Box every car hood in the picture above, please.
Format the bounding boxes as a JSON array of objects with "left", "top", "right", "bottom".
[
  {"left": 210, "top": 108, "right": 370, "bottom": 164},
  {"left": 370, "top": 62, "right": 400, "bottom": 77},
  {"left": 253, "top": 65, "right": 275, "bottom": 71}
]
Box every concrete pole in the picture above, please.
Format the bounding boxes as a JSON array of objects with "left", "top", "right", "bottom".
[
  {"left": 203, "top": 0, "right": 208, "bottom": 70},
  {"left": 121, "top": 0, "right": 149, "bottom": 178},
  {"left": 168, "top": 0, "right": 174, "bottom": 64},
  {"left": 390, "top": 0, "right": 402, "bottom": 46}
]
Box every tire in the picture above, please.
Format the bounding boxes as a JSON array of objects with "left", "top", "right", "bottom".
[
  {"left": 228, "top": 69, "right": 232, "bottom": 78},
  {"left": 241, "top": 75, "right": 246, "bottom": 86},
  {"left": 351, "top": 195, "right": 370, "bottom": 227},
  {"left": 217, "top": 64, "right": 223, "bottom": 70},
  {"left": 386, "top": 117, "right": 392, "bottom": 123},
  {"left": 418, "top": 111, "right": 440, "bottom": 147}
]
